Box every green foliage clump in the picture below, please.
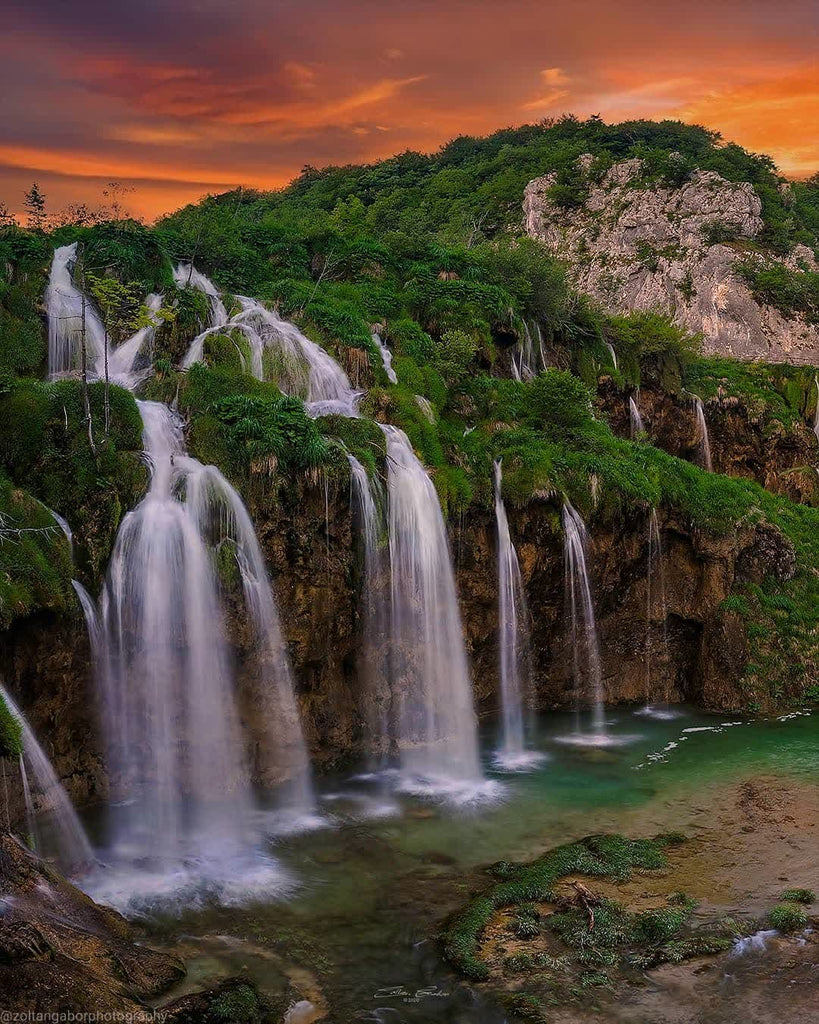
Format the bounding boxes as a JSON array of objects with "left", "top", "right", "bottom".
[
  {"left": 606, "top": 312, "right": 700, "bottom": 392},
  {"left": 0, "top": 692, "right": 22, "bottom": 758},
  {"left": 780, "top": 888, "right": 815, "bottom": 904},
  {"left": 768, "top": 902, "right": 809, "bottom": 932},
  {"left": 0, "top": 379, "right": 144, "bottom": 584},
  {"left": 0, "top": 227, "right": 50, "bottom": 375},
  {"left": 738, "top": 259, "right": 819, "bottom": 325},
  {"left": 209, "top": 982, "right": 261, "bottom": 1024},
  {"left": 684, "top": 357, "right": 815, "bottom": 427},
  {"left": 443, "top": 833, "right": 678, "bottom": 980}
]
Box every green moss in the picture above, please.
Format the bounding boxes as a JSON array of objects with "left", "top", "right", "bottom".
[
  {"left": 209, "top": 982, "right": 261, "bottom": 1024},
  {"left": 443, "top": 833, "right": 680, "bottom": 980},
  {"left": 0, "top": 692, "right": 22, "bottom": 758}
]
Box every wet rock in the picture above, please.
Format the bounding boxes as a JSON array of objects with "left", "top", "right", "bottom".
[{"left": 0, "top": 832, "right": 184, "bottom": 1012}]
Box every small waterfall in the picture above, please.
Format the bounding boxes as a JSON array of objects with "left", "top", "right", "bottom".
[
  {"left": 107, "top": 293, "right": 163, "bottom": 388},
  {"left": 629, "top": 394, "right": 645, "bottom": 437},
  {"left": 46, "top": 242, "right": 106, "bottom": 378},
  {"left": 561, "top": 502, "right": 606, "bottom": 740},
  {"left": 0, "top": 683, "right": 93, "bottom": 871},
  {"left": 41, "top": 504, "right": 72, "bottom": 558},
  {"left": 19, "top": 754, "right": 35, "bottom": 848},
  {"left": 514, "top": 322, "right": 537, "bottom": 380},
  {"left": 72, "top": 580, "right": 102, "bottom": 659},
  {"left": 372, "top": 332, "right": 397, "bottom": 384},
  {"left": 605, "top": 342, "right": 618, "bottom": 370},
  {"left": 693, "top": 396, "right": 713, "bottom": 471},
  {"left": 348, "top": 455, "right": 390, "bottom": 760},
  {"left": 381, "top": 426, "right": 490, "bottom": 798},
  {"left": 813, "top": 376, "right": 819, "bottom": 443},
  {"left": 180, "top": 284, "right": 359, "bottom": 417},
  {"left": 493, "top": 461, "right": 540, "bottom": 770},
  {"left": 414, "top": 395, "right": 435, "bottom": 422},
  {"left": 173, "top": 262, "right": 228, "bottom": 326},
  {"left": 637, "top": 510, "right": 674, "bottom": 718}
]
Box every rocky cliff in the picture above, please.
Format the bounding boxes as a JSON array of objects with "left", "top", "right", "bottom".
[
  {"left": 0, "top": 470, "right": 796, "bottom": 821},
  {"left": 524, "top": 158, "right": 819, "bottom": 363}
]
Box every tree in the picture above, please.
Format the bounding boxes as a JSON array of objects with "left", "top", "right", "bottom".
[
  {"left": 101, "top": 181, "right": 135, "bottom": 221},
  {"left": 0, "top": 202, "right": 16, "bottom": 228},
  {"left": 86, "top": 275, "right": 156, "bottom": 436},
  {"left": 23, "top": 183, "right": 47, "bottom": 230}
]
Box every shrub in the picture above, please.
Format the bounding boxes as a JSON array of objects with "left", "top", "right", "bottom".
[{"left": 768, "top": 902, "right": 808, "bottom": 931}]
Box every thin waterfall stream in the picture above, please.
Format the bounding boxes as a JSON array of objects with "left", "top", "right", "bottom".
[{"left": 493, "top": 460, "right": 542, "bottom": 770}]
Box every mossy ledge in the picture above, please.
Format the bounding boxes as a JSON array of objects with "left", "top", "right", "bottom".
[{"left": 442, "top": 832, "right": 688, "bottom": 981}]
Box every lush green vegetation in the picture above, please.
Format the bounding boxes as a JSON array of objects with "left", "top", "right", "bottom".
[
  {"left": 738, "top": 258, "right": 819, "bottom": 325},
  {"left": 768, "top": 901, "right": 809, "bottom": 932},
  {"left": 0, "top": 690, "right": 22, "bottom": 758},
  {"left": 441, "top": 831, "right": 744, "bottom": 989},
  {"left": 684, "top": 357, "right": 817, "bottom": 428}
]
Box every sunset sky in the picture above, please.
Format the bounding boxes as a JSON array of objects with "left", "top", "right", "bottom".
[{"left": 2, "top": 0, "right": 817, "bottom": 222}]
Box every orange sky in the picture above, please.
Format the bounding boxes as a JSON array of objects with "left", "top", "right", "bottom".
[{"left": 2, "top": 0, "right": 817, "bottom": 222}]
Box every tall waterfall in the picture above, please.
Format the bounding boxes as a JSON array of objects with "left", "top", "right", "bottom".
[
  {"left": 561, "top": 502, "right": 606, "bottom": 740},
  {"left": 348, "top": 455, "right": 390, "bottom": 759},
  {"left": 629, "top": 395, "right": 645, "bottom": 437},
  {"left": 381, "top": 426, "right": 488, "bottom": 797},
  {"left": 493, "top": 461, "right": 541, "bottom": 770},
  {"left": 0, "top": 683, "right": 93, "bottom": 871},
  {"left": 693, "top": 397, "right": 713, "bottom": 471},
  {"left": 46, "top": 242, "right": 106, "bottom": 378}
]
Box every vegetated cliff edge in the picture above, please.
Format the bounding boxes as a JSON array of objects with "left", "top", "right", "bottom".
[{"left": 524, "top": 157, "right": 819, "bottom": 364}]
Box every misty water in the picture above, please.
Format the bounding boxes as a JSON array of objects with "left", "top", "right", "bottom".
[{"left": 72, "top": 708, "right": 816, "bottom": 1023}]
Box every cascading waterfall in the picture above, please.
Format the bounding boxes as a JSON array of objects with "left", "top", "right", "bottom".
[
  {"left": 381, "top": 426, "right": 490, "bottom": 798},
  {"left": 107, "top": 292, "right": 164, "bottom": 388},
  {"left": 98, "top": 401, "right": 254, "bottom": 857},
  {"left": 173, "top": 262, "right": 228, "bottom": 326},
  {"left": 178, "top": 273, "right": 359, "bottom": 417},
  {"left": 561, "top": 502, "right": 607, "bottom": 741},
  {"left": 348, "top": 455, "right": 391, "bottom": 760},
  {"left": 629, "top": 394, "right": 645, "bottom": 437},
  {"left": 373, "top": 331, "right": 397, "bottom": 384},
  {"left": 493, "top": 461, "right": 541, "bottom": 770},
  {"left": 46, "top": 242, "right": 107, "bottom": 378},
  {"left": 0, "top": 683, "right": 93, "bottom": 871},
  {"left": 693, "top": 396, "right": 713, "bottom": 471}
]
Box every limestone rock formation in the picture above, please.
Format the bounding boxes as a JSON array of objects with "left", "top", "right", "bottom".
[{"left": 524, "top": 158, "right": 819, "bottom": 363}]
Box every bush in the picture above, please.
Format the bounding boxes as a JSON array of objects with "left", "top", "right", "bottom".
[{"left": 768, "top": 902, "right": 808, "bottom": 931}]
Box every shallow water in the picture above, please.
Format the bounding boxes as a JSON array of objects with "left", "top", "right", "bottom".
[{"left": 74, "top": 706, "right": 818, "bottom": 1021}]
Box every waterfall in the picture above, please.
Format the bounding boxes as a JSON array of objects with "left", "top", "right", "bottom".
[
  {"left": 0, "top": 683, "right": 93, "bottom": 871},
  {"left": 184, "top": 459, "right": 315, "bottom": 822},
  {"left": 381, "top": 426, "right": 490, "bottom": 798},
  {"left": 348, "top": 455, "right": 390, "bottom": 760},
  {"left": 636, "top": 510, "right": 675, "bottom": 719},
  {"left": 46, "top": 242, "right": 106, "bottom": 378},
  {"left": 605, "top": 342, "right": 618, "bottom": 371},
  {"left": 173, "top": 262, "right": 228, "bottom": 327},
  {"left": 493, "top": 461, "right": 541, "bottom": 770},
  {"left": 372, "top": 332, "right": 397, "bottom": 384},
  {"left": 693, "top": 396, "right": 713, "bottom": 471},
  {"left": 414, "top": 395, "right": 435, "bottom": 422},
  {"left": 179, "top": 281, "right": 359, "bottom": 417},
  {"left": 813, "top": 376, "right": 819, "bottom": 443},
  {"left": 107, "top": 293, "right": 163, "bottom": 388},
  {"left": 629, "top": 394, "right": 645, "bottom": 438},
  {"left": 19, "top": 754, "right": 35, "bottom": 849},
  {"left": 561, "top": 502, "right": 607, "bottom": 740},
  {"left": 514, "top": 322, "right": 537, "bottom": 381}
]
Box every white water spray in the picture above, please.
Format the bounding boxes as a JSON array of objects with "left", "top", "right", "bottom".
[
  {"left": 381, "top": 427, "right": 489, "bottom": 798},
  {"left": 629, "top": 395, "right": 645, "bottom": 438},
  {"left": 693, "top": 396, "right": 713, "bottom": 472},
  {"left": 561, "top": 502, "right": 606, "bottom": 739},
  {"left": 372, "top": 332, "right": 397, "bottom": 384}
]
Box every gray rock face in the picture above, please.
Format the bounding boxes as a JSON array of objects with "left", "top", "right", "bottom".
[{"left": 524, "top": 158, "right": 819, "bottom": 364}]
